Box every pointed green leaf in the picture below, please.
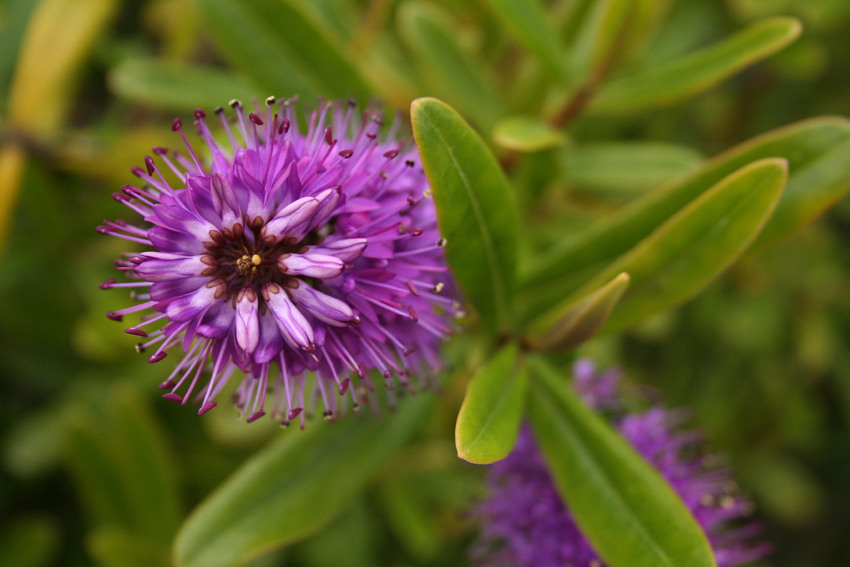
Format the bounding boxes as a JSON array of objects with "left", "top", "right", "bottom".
[
  {"left": 569, "top": 0, "right": 640, "bottom": 81},
  {"left": 565, "top": 142, "right": 703, "bottom": 194},
  {"left": 586, "top": 159, "right": 787, "bottom": 332},
  {"left": 456, "top": 343, "right": 528, "bottom": 464},
  {"left": 493, "top": 116, "right": 566, "bottom": 152},
  {"left": 411, "top": 98, "right": 520, "bottom": 333},
  {"left": 398, "top": 2, "right": 503, "bottom": 131},
  {"left": 589, "top": 17, "right": 801, "bottom": 115},
  {"left": 88, "top": 527, "right": 169, "bottom": 567},
  {"left": 174, "top": 395, "right": 432, "bottom": 567},
  {"left": 481, "top": 0, "right": 568, "bottom": 81},
  {"left": 527, "top": 272, "right": 629, "bottom": 350},
  {"left": 522, "top": 117, "right": 850, "bottom": 316},
  {"left": 528, "top": 357, "right": 715, "bottom": 567},
  {"left": 109, "top": 59, "right": 260, "bottom": 111},
  {"left": 195, "top": 0, "right": 371, "bottom": 103}
]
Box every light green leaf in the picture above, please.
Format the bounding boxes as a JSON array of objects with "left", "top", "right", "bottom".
[
  {"left": 527, "top": 356, "right": 715, "bottom": 567},
  {"left": 109, "top": 59, "right": 260, "bottom": 111},
  {"left": 195, "top": 0, "right": 371, "bottom": 103},
  {"left": 411, "top": 97, "right": 520, "bottom": 333},
  {"left": 88, "top": 527, "right": 169, "bottom": 567},
  {"left": 522, "top": 117, "right": 850, "bottom": 316},
  {"left": 589, "top": 17, "right": 801, "bottom": 115},
  {"left": 174, "top": 395, "right": 433, "bottom": 567},
  {"left": 569, "top": 0, "right": 641, "bottom": 81},
  {"left": 455, "top": 343, "right": 528, "bottom": 464},
  {"left": 565, "top": 142, "right": 703, "bottom": 194},
  {"left": 481, "top": 0, "right": 568, "bottom": 81},
  {"left": 587, "top": 159, "right": 787, "bottom": 332},
  {"left": 527, "top": 272, "right": 629, "bottom": 350},
  {"left": 493, "top": 116, "right": 566, "bottom": 152},
  {"left": 398, "top": 2, "right": 503, "bottom": 131}
]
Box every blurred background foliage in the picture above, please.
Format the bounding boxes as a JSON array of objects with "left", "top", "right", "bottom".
[{"left": 1, "top": 0, "right": 849, "bottom": 566}]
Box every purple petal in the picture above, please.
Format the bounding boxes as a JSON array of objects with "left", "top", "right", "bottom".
[
  {"left": 235, "top": 287, "right": 260, "bottom": 354},
  {"left": 209, "top": 173, "right": 241, "bottom": 230},
  {"left": 264, "top": 283, "right": 314, "bottom": 351},
  {"left": 136, "top": 254, "right": 207, "bottom": 281},
  {"left": 287, "top": 281, "right": 354, "bottom": 327},
  {"left": 278, "top": 253, "right": 344, "bottom": 279},
  {"left": 255, "top": 312, "right": 283, "bottom": 363},
  {"left": 307, "top": 238, "right": 367, "bottom": 263},
  {"left": 261, "top": 196, "right": 319, "bottom": 244},
  {"left": 166, "top": 281, "right": 224, "bottom": 322}
]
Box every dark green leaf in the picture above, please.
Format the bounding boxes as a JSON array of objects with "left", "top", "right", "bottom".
[
  {"left": 522, "top": 117, "right": 850, "bottom": 316},
  {"left": 528, "top": 357, "right": 715, "bottom": 567},
  {"left": 589, "top": 17, "right": 801, "bottom": 115},
  {"left": 0, "top": 515, "right": 59, "bottom": 567},
  {"left": 174, "top": 395, "right": 432, "bottom": 567},
  {"left": 455, "top": 343, "right": 527, "bottom": 464},
  {"left": 588, "top": 159, "right": 787, "bottom": 332},
  {"left": 527, "top": 272, "right": 629, "bottom": 350},
  {"left": 398, "top": 2, "right": 503, "bottom": 131},
  {"left": 411, "top": 97, "right": 520, "bottom": 333},
  {"left": 109, "top": 59, "right": 260, "bottom": 111},
  {"left": 195, "top": 0, "right": 371, "bottom": 103},
  {"left": 481, "top": 0, "right": 568, "bottom": 81}
]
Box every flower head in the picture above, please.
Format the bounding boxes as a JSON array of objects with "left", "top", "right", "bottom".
[
  {"left": 99, "top": 98, "right": 458, "bottom": 425},
  {"left": 472, "top": 359, "right": 770, "bottom": 567}
]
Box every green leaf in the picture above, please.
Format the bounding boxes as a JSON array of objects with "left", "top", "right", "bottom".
[
  {"left": 527, "top": 356, "right": 715, "bottom": 567},
  {"left": 527, "top": 272, "right": 629, "bottom": 350},
  {"left": 586, "top": 159, "right": 787, "bottom": 333},
  {"left": 569, "top": 0, "right": 640, "bottom": 81},
  {"left": 0, "top": 515, "right": 59, "bottom": 567},
  {"left": 589, "top": 17, "right": 802, "bottom": 115},
  {"left": 565, "top": 142, "right": 703, "bottom": 194},
  {"left": 493, "top": 116, "right": 566, "bottom": 152},
  {"left": 174, "top": 395, "right": 433, "bottom": 567},
  {"left": 481, "top": 0, "right": 568, "bottom": 81},
  {"left": 0, "top": 0, "right": 39, "bottom": 111},
  {"left": 195, "top": 0, "right": 371, "bottom": 103},
  {"left": 411, "top": 97, "right": 520, "bottom": 333},
  {"left": 455, "top": 343, "right": 528, "bottom": 464},
  {"left": 109, "top": 59, "right": 261, "bottom": 111},
  {"left": 88, "top": 527, "right": 169, "bottom": 567},
  {"left": 523, "top": 117, "right": 850, "bottom": 315},
  {"left": 398, "top": 2, "right": 503, "bottom": 131}
]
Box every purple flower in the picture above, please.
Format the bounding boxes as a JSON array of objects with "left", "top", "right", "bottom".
[
  {"left": 472, "top": 359, "right": 771, "bottom": 567},
  {"left": 99, "top": 98, "right": 458, "bottom": 426}
]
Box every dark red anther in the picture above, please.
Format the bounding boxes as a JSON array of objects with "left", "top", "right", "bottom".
[
  {"left": 130, "top": 166, "right": 144, "bottom": 177},
  {"left": 338, "top": 149, "right": 353, "bottom": 158},
  {"left": 403, "top": 347, "right": 417, "bottom": 356},
  {"left": 408, "top": 305, "right": 419, "bottom": 322},
  {"left": 288, "top": 408, "right": 303, "bottom": 420},
  {"left": 405, "top": 159, "right": 415, "bottom": 167},
  {"left": 172, "top": 117, "right": 182, "bottom": 131},
  {"left": 358, "top": 362, "right": 367, "bottom": 378},
  {"left": 106, "top": 312, "right": 123, "bottom": 322},
  {"left": 125, "top": 327, "right": 148, "bottom": 337},
  {"left": 159, "top": 379, "right": 175, "bottom": 390},
  {"left": 144, "top": 156, "right": 156, "bottom": 176},
  {"left": 194, "top": 109, "right": 206, "bottom": 119},
  {"left": 247, "top": 411, "right": 266, "bottom": 423},
  {"left": 100, "top": 279, "right": 116, "bottom": 290},
  {"left": 324, "top": 125, "right": 333, "bottom": 145},
  {"left": 148, "top": 352, "right": 168, "bottom": 363},
  {"left": 339, "top": 378, "right": 350, "bottom": 396},
  {"left": 198, "top": 401, "right": 217, "bottom": 415},
  {"left": 408, "top": 227, "right": 423, "bottom": 237},
  {"left": 406, "top": 280, "right": 419, "bottom": 296},
  {"left": 279, "top": 119, "right": 290, "bottom": 134},
  {"left": 366, "top": 132, "right": 377, "bottom": 140},
  {"left": 383, "top": 149, "right": 399, "bottom": 159},
  {"left": 162, "top": 393, "right": 183, "bottom": 403},
  {"left": 383, "top": 369, "right": 393, "bottom": 379},
  {"left": 248, "top": 112, "right": 263, "bottom": 126},
  {"left": 214, "top": 106, "right": 225, "bottom": 115},
  {"left": 152, "top": 146, "right": 168, "bottom": 155}
]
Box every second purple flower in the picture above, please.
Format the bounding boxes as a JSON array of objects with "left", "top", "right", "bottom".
[{"left": 100, "top": 98, "right": 458, "bottom": 425}]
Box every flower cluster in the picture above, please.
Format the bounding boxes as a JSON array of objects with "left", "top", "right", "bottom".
[
  {"left": 99, "top": 98, "right": 457, "bottom": 426},
  {"left": 472, "top": 359, "right": 770, "bottom": 567}
]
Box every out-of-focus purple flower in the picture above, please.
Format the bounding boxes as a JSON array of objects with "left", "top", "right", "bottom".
[
  {"left": 99, "top": 98, "right": 458, "bottom": 426},
  {"left": 472, "top": 359, "right": 771, "bottom": 567}
]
